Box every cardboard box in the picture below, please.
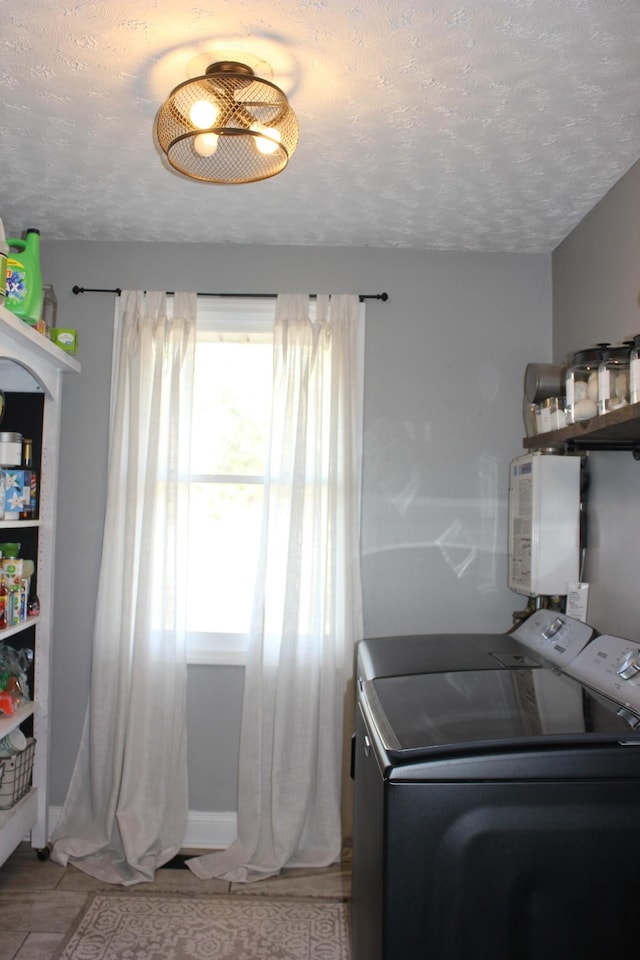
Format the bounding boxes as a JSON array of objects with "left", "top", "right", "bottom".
[
  {"left": 50, "top": 328, "right": 78, "bottom": 354},
  {"left": 2, "top": 469, "right": 32, "bottom": 519}
]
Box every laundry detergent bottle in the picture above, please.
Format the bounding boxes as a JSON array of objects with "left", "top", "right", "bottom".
[{"left": 5, "top": 229, "right": 43, "bottom": 325}]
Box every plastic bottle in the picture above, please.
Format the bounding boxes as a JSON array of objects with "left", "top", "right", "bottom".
[
  {"left": 5, "top": 229, "right": 43, "bottom": 325},
  {"left": 0, "top": 219, "right": 7, "bottom": 306},
  {"left": 27, "top": 591, "right": 40, "bottom": 618}
]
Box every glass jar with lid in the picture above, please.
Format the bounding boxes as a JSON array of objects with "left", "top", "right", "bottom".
[
  {"left": 0, "top": 432, "right": 23, "bottom": 466},
  {"left": 565, "top": 347, "right": 603, "bottom": 423},
  {"left": 598, "top": 344, "right": 630, "bottom": 415},
  {"left": 37, "top": 284, "right": 57, "bottom": 339},
  {"left": 534, "top": 397, "right": 566, "bottom": 433}
]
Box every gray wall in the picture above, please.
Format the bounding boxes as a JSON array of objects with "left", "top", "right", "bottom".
[
  {"left": 41, "top": 241, "right": 551, "bottom": 810},
  {"left": 553, "top": 159, "right": 640, "bottom": 639}
]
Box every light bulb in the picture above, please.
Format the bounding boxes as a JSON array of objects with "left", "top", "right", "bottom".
[
  {"left": 193, "top": 132, "right": 219, "bottom": 157},
  {"left": 189, "top": 99, "right": 219, "bottom": 129},
  {"left": 250, "top": 122, "right": 281, "bottom": 155}
]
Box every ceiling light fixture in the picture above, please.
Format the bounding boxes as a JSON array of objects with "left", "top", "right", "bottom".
[{"left": 154, "top": 59, "right": 299, "bottom": 184}]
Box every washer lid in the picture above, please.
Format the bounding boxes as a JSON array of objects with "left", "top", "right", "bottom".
[
  {"left": 361, "top": 665, "right": 638, "bottom": 761},
  {"left": 357, "top": 612, "right": 595, "bottom": 683}
]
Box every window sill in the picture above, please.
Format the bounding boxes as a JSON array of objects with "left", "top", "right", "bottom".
[{"left": 186, "top": 634, "right": 248, "bottom": 666}]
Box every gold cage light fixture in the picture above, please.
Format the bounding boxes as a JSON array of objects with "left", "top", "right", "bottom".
[{"left": 154, "top": 58, "right": 299, "bottom": 184}]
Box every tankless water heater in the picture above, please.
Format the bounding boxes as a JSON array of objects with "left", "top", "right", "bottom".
[{"left": 508, "top": 452, "right": 580, "bottom": 597}]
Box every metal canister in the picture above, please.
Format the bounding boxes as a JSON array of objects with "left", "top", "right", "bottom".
[{"left": 524, "top": 363, "right": 567, "bottom": 404}]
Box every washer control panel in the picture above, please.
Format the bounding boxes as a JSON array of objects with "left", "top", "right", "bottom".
[
  {"left": 567, "top": 634, "right": 640, "bottom": 718},
  {"left": 511, "top": 610, "right": 595, "bottom": 667}
]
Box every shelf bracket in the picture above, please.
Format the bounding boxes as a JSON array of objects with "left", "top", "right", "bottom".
[{"left": 565, "top": 439, "right": 640, "bottom": 459}]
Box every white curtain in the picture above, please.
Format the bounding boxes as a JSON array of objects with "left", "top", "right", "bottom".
[
  {"left": 188, "top": 293, "right": 364, "bottom": 882},
  {"left": 50, "top": 290, "right": 197, "bottom": 885}
]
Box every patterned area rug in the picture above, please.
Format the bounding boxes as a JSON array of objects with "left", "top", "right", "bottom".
[{"left": 53, "top": 892, "right": 351, "bottom": 960}]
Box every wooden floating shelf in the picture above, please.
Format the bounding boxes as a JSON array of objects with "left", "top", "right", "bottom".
[{"left": 523, "top": 403, "right": 640, "bottom": 457}]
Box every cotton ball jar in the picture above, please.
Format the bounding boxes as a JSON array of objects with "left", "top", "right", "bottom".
[
  {"left": 598, "top": 345, "right": 630, "bottom": 415},
  {"left": 573, "top": 398, "right": 598, "bottom": 420},
  {"left": 574, "top": 380, "right": 588, "bottom": 401},
  {"left": 615, "top": 370, "right": 629, "bottom": 400},
  {"left": 565, "top": 347, "right": 604, "bottom": 424}
]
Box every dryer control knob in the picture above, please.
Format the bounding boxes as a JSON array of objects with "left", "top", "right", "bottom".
[
  {"left": 617, "top": 706, "right": 640, "bottom": 729},
  {"left": 541, "top": 617, "right": 563, "bottom": 641},
  {"left": 617, "top": 650, "right": 640, "bottom": 680}
]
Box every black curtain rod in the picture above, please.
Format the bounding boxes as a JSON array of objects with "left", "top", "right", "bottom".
[{"left": 72, "top": 285, "right": 388, "bottom": 304}]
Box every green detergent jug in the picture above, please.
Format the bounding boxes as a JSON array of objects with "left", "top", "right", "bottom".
[{"left": 5, "top": 229, "right": 43, "bottom": 325}]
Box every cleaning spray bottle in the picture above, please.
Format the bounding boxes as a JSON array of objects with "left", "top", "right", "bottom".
[{"left": 5, "top": 229, "right": 43, "bottom": 325}]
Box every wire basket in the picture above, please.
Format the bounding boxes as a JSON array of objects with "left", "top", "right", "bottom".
[{"left": 0, "top": 738, "right": 35, "bottom": 809}]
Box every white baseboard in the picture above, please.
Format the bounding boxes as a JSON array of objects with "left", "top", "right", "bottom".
[
  {"left": 182, "top": 810, "right": 237, "bottom": 849},
  {"left": 48, "top": 807, "right": 237, "bottom": 851}
]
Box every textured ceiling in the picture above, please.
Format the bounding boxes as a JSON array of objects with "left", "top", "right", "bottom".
[{"left": 2, "top": 0, "right": 640, "bottom": 251}]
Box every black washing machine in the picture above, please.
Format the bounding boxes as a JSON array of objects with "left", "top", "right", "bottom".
[{"left": 351, "top": 610, "right": 640, "bottom": 960}]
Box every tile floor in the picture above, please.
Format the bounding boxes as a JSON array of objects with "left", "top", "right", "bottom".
[{"left": 0, "top": 842, "right": 352, "bottom": 960}]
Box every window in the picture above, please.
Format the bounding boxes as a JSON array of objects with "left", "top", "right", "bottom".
[{"left": 186, "top": 298, "right": 274, "bottom": 664}]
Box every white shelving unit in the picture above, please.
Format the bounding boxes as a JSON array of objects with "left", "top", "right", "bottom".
[{"left": 0, "top": 302, "right": 79, "bottom": 867}]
